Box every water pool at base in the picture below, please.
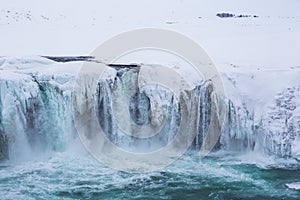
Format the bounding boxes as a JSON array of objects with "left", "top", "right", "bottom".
[{"left": 0, "top": 152, "right": 299, "bottom": 200}]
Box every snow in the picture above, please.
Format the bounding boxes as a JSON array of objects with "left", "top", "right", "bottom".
[
  {"left": 0, "top": 0, "right": 299, "bottom": 68},
  {"left": 220, "top": 65, "right": 300, "bottom": 116}
]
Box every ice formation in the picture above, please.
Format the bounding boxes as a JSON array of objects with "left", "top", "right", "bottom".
[{"left": 0, "top": 56, "right": 299, "bottom": 162}]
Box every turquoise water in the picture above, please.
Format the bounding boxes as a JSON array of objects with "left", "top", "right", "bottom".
[{"left": 0, "top": 152, "right": 299, "bottom": 200}]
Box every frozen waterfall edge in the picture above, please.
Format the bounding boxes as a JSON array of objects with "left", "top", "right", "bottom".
[{"left": 0, "top": 57, "right": 299, "bottom": 163}]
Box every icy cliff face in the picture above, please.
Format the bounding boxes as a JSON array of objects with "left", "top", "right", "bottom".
[
  {"left": 262, "top": 87, "right": 300, "bottom": 159},
  {"left": 220, "top": 100, "right": 256, "bottom": 152},
  {"left": 0, "top": 57, "right": 299, "bottom": 162},
  {"left": 220, "top": 66, "right": 300, "bottom": 160},
  {"left": 95, "top": 67, "right": 181, "bottom": 152},
  {"left": 93, "top": 66, "right": 216, "bottom": 153},
  {"left": 0, "top": 57, "right": 77, "bottom": 161},
  {"left": 0, "top": 57, "right": 219, "bottom": 160}
]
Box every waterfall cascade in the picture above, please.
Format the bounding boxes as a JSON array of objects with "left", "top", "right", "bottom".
[
  {"left": 0, "top": 57, "right": 299, "bottom": 162},
  {"left": 0, "top": 70, "right": 75, "bottom": 161}
]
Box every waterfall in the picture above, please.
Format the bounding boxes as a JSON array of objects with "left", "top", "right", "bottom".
[
  {"left": 0, "top": 57, "right": 300, "bottom": 162},
  {"left": 0, "top": 69, "right": 75, "bottom": 161},
  {"left": 94, "top": 67, "right": 181, "bottom": 152},
  {"left": 220, "top": 100, "right": 256, "bottom": 152}
]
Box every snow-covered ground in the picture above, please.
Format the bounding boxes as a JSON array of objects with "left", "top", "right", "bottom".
[{"left": 0, "top": 0, "right": 300, "bottom": 67}]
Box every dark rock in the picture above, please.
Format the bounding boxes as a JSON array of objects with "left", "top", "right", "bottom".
[
  {"left": 0, "top": 133, "right": 8, "bottom": 161},
  {"left": 216, "top": 13, "right": 259, "bottom": 18},
  {"left": 216, "top": 13, "right": 235, "bottom": 18}
]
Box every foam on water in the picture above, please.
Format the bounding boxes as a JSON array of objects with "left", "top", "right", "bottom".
[
  {"left": 1, "top": 151, "right": 299, "bottom": 200},
  {"left": 286, "top": 182, "right": 300, "bottom": 190}
]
